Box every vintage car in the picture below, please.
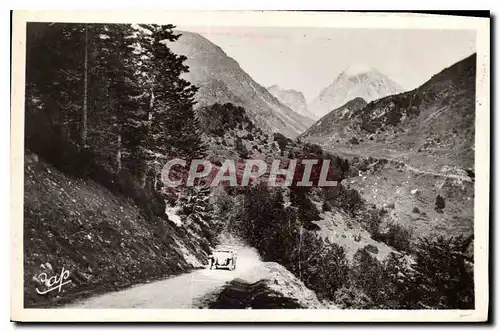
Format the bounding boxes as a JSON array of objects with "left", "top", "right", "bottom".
[{"left": 209, "top": 249, "right": 237, "bottom": 270}]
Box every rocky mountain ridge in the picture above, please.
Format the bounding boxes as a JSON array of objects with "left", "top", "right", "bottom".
[
  {"left": 267, "top": 85, "right": 315, "bottom": 120},
  {"left": 168, "top": 31, "right": 314, "bottom": 138},
  {"left": 308, "top": 65, "right": 404, "bottom": 118}
]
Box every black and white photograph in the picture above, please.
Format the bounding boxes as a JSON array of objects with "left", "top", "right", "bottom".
[{"left": 10, "top": 11, "right": 490, "bottom": 322}]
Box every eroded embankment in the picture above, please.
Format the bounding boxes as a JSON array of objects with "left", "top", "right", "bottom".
[{"left": 24, "top": 151, "right": 212, "bottom": 307}]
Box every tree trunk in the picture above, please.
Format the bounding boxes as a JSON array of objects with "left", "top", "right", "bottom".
[
  {"left": 298, "top": 226, "right": 303, "bottom": 280},
  {"left": 140, "top": 166, "right": 149, "bottom": 188},
  {"left": 116, "top": 134, "right": 122, "bottom": 173},
  {"left": 140, "top": 89, "right": 154, "bottom": 188},
  {"left": 81, "top": 24, "right": 89, "bottom": 147},
  {"left": 148, "top": 89, "right": 154, "bottom": 129},
  {"left": 154, "top": 175, "right": 159, "bottom": 191}
]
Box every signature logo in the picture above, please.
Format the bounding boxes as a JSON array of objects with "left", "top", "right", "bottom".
[{"left": 36, "top": 266, "right": 72, "bottom": 295}]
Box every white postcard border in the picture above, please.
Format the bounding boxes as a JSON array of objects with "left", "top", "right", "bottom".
[{"left": 10, "top": 10, "right": 490, "bottom": 322}]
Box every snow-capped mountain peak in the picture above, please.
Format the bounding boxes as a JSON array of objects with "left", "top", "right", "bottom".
[
  {"left": 308, "top": 65, "right": 404, "bottom": 119},
  {"left": 341, "top": 64, "right": 375, "bottom": 76}
]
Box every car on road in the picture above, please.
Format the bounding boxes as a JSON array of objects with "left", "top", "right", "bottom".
[{"left": 209, "top": 249, "right": 237, "bottom": 271}]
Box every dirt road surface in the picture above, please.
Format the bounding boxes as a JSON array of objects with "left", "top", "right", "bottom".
[{"left": 65, "top": 243, "right": 264, "bottom": 309}]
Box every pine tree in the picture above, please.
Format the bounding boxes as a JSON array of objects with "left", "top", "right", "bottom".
[
  {"left": 88, "top": 24, "right": 144, "bottom": 174},
  {"left": 26, "top": 23, "right": 88, "bottom": 145},
  {"left": 132, "top": 25, "right": 205, "bottom": 182},
  {"left": 25, "top": 23, "right": 205, "bottom": 194}
]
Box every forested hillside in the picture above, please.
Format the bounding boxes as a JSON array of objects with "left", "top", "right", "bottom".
[
  {"left": 24, "top": 23, "right": 475, "bottom": 310},
  {"left": 24, "top": 23, "right": 213, "bottom": 307},
  {"left": 26, "top": 23, "right": 205, "bottom": 187}
]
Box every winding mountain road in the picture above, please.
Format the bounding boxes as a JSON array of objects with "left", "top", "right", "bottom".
[{"left": 65, "top": 244, "right": 263, "bottom": 309}]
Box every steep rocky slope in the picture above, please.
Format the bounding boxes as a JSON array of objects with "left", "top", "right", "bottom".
[
  {"left": 267, "top": 85, "right": 315, "bottom": 120},
  {"left": 168, "top": 31, "right": 314, "bottom": 138},
  {"left": 24, "top": 151, "right": 213, "bottom": 307},
  {"left": 308, "top": 64, "right": 404, "bottom": 118},
  {"left": 346, "top": 155, "right": 473, "bottom": 243},
  {"left": 301, "top": 97, "right": 368, "bottom": 139}
]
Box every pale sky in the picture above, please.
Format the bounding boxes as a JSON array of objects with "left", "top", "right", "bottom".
[{"left": 177, "top": 26, "right": 476, "bottom": 102}]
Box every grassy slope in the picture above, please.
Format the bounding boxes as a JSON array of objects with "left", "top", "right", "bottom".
[
  {"left": 24, "top": 151, "right": 211, "bottom": 307},
  {"left": 346, "top": 159, "right": 474, "bottom": 241},
  {"left": 312, "top": 208, "right": 396, "bottom": 261}
]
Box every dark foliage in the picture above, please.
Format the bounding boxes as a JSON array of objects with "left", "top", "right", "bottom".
[
  {"left": 412, "top": 235, "right": 474, "bottom": 309},
  {"left": 290, "top": 187, "right": 321, "bottom": 224},
  {"left": 382, "top": 223, "right": 414, "bottom": 253},
  {"left": 435, "top": 194, "right": 446, "bottom": 212},
  {"left": 273, "top": 132, "right": 290, "bottom": 151},
  {"left": 348, "top": 137, "right": 360, "bottom": 145},
  {"left": 235, "top": 137, "right": 249, "bottom": 159},
  {"left": 197, "top": 103, "right": 254, "bottom": 137},
  {"left": 231, "top": 185, "right": 348, "bottom": 301},
  {"left": 25, "top": 22, "right": 205, "bottom": 209}
]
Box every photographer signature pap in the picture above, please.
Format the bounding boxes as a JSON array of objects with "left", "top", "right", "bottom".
[{"left": 36, "top": 266, "right": 72, "bottom": 295}]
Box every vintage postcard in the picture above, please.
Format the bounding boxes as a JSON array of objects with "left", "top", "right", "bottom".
[{"left": 11, "top": 11, "right": 490, "bottom": 322}]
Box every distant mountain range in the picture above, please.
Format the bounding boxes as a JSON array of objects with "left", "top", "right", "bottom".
[
  {"left": 168, "top": 31, "right": 314, "bottom": 138},
  {"left": 308, "top": 64, "right": 404, "bottom": 118},
  {"left": 302, "top": 54, "right": 477, "bottom": 169},
  {"left": 267, "top": 85, "right": 314, "bottom": 120}
]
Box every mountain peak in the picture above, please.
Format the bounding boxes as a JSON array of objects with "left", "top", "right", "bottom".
[
  {"left": 167, "top": 31, "right": 314, "bottom": 138},
  {"left": 267, "top": 85, "right": 315, "bottom": 120},
  {"left": 308, "top": 65, "right": 404, "bottom": 118},
  {"left": 341, "top": 64, "right": 375, "bottom": 76}
]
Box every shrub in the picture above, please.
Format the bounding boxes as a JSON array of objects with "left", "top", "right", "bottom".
[
  {"left": 302, "top": 142, "right": 323, "bottom": 156},
  {"left": 293, "top": 235, "right": 349, "bottom": 300},
  {"left": 382, "top": 252, "right": 418, "bottom": 309},
  {"left": 334, "top": 235, "right": 474, "bottom": 310},
  {"left": 290, "top": 187, "right": 321, "bottom": 223},
  {"left": 325, "top": 186, "right": 364, "bottom": 217},
  {"left": 358, "top": 208, "right": 384, "bottom": 238},
  {"left": 348, "top": 165, "right": 359, "bottom": 178},
  {"left": 348, "top": 137, "right": 360, "bottom": 145},
  {"left": 334, "top": 285, "right": 373, "bottom": 309},
  {"left": 322, "top": 201, "right": 332, "bottom": 212},
  {"left": 303, "top": 221, "right": 321, "bottom": 231},
  {"left": 413, "top": 235, "right": 474, "bottom": 309},
  {"left": 235, "top": 137, "right": 249, "bottom": 159},
  {"left": 349, "top": 248, "right": 391, "bottom": 307},
  {"left": 197, "top": 103, "right": 251, "bottom": 136},
  {"left": 384, "top": 223, "right": 413, "bottom": 252},
  {"left": 234, "top": 185, "right": 349, "bottom": 302},
  {"left": 273, "top": 132, "right": 289, "bottom": 151},
  {"left": 435, "top": 194, "right": 445, "bottom": 212},
  {"left": 364, "top": 244, "right": 379, "bottom": 254}
]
